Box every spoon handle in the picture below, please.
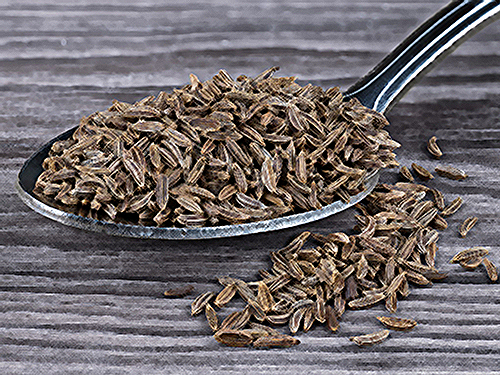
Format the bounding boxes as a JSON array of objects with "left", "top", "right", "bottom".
[{"left": 345, "top": 0, "right": 500, "bottom": 113}]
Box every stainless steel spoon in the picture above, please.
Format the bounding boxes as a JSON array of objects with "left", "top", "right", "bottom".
[{"left": 16, "top": 0, "right": 500, "bottom": 239}]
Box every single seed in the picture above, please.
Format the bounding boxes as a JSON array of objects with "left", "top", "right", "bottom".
[
  {"left": 411, "top": 163, "right": 434, "bottom": 180},
  {"left": 482, "top": 258, "right": 498, "bottom": 282},
  {"left": 214, "top": 329, "right": 254, "bottom": 347},
  {"left": 163, "top": 285, "right": 194, "bottom": 298},
  {"left": 399, "top": 166, "right": 414, "bottom": 182},
  {"left": 459, "top": 258, "right": 483, "bottom": 269},
  {"left": 376, "top": 316, "right": 417, "bottom": 330},
  {"left": 349, "top": 330, "right": 390, "bottom": 347},
  {"left": 435, "top": 165, "right": 468, "bottom": 180},
  {"left": 441, "top": 197, "right": 463, "bottom": 217},
  {"left": 252, "top": 334, "right": 300, "bottom": 348},
  {"left": 191, "top": 292, "right": 215, "bottom": 316},
  {"left": 205, "top": 304, "right": 219, "bottom": 332},
  {"left": 459, "top": 216, "right": 478, "bottom": 237},
  {"left": 214, "top": 283, "right": 237, "bottom": 308},
  {"left": 450, "top": 247, "right": 489, "bottom": 264},
  {"left": 348, "top": 293, "right": 385, "bottom": 309},
  {"left": 427, "top": 136, "right": 443, "bottom": 158}
]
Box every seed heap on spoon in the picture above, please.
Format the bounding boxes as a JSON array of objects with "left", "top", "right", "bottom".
[{"left": 33, "top": 67, "right": 399, "bottom": 227}]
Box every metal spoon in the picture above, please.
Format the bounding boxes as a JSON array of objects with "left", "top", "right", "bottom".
[{"left": 16, "top": 0, "right": 500, "bottom": 239}]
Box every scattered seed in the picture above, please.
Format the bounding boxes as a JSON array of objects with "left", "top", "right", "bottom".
[
  {"left": 451, "top": 247, "right": 489, "bottom": 264},
  {"left": 482, "top": 258, "right": 498, "bottom": 282},
  {"left": 191, "top": 292, "right": 215, "bottom": 316},
  {"left": 376, "top": 316, "right": 417, "bottom": 330},
  {"left": 399, "top": 166, "right": 414, "bottom": 182},
  {"left": 252, "top": 334, "right": 300, "bottom": 348},
  {"left": 349, "top": 330, "right": 390, "bottom": 347},
  {"left": 427, "top": 136, "right": 443, "bottom": 158},
  {"left": 435, "top": 165, "right": 468, "bottom": 180},
  {"left": 205, "top": 304, "right": 219, "bottom": 332},
  {"left": 163, "top": 284, "right": 194, "bottom": 298},
  {"left": 190, "top": 171, "right": 496, "bottom": 350},
  {"left": 441, "top": 197, "right": 463, "bottom": 217},
  {"left": 214, "top": 329, "right": 254, "bottom": 347},
  {"left": 459, "top": 216, "right": 478, "bottom": 237},
  {"left": 411, "top": 163, "right": 434, "bottom": 180}
]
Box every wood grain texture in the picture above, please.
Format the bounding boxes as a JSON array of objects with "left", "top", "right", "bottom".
[{"left": 1, "top": 0, "right": 499, "bottom": 373}]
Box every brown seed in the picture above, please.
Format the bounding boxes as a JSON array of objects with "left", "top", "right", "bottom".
[
  {"left": 325, "top": 305, "right": 339, "bottom": 332},
  {"left": 219, "top": 307, "right": 251, "bottom": 331},
  {"left": 236, "top": 192, "right": 267, "bottom": 210},
  {"left": 385, "top": 293, "right": 398, "bottom": 313},
  {"left": 261, "top": 157, "right": 278, "bottom": 194},
  {"left": 435, "top": 165, "right": 468, "bottom": 180},
  {"left": 205, "top": 304, "right": 219, "bottom": 332},
  {"left": 441, "top": 197, "right": 463, "bottom": 217},
  {"left": 405, "top": 270, "right": 431, "bottom": 286},
  {"left": 450, "top": 247, "right": 489, "bottom": 264},
  {"left": 252, "top": 334, "right": 300, "bottom": 349},
  {"left": 231, "top": 163, "right": 248, "bottom": 193},
  {"left": 218, "top": 184, "right": 238, "bottom": 201},
  {"left": 176, "top": 196, "right": 204, "bottom": 215},
  {"left": 214, "top": 329, "right": 254, "bottom": 347},
  {"left": 287, "top": 104, "right": 306, "bottom": 132},
  {"left": 248, "top": 299, "right": 267, "bottom": 322},
  {"left": 459, "top": 257, "right": 483, "bottom": 269},
  {"left": 399, "top": 166, "right": 414, "bottom": 182},
  {"left": 186, "top": 157, "right": 206, "bottom": 185},
  {"left": 266, "top": 313, "right": 292, "bottom": 325},
  {"left": 427, "top": 136, "right": 443, "bottom": 158},
  {"left": 385, "top": 272, "right": 407, "bottom": 296},
  {"left": 348, "top": 293, "right": 385, "bottom": 309},
  {"left": 302, "top": 306, "right": 315, "bottom": 332},
  {"left": 155, "top": 174, "right": 169, "bottom": 210},
  {"left": 459, "top": 216, "right": 478, "bottom": 237},
  {"left": 216, "top": 205, "right": 251, "bottom": 222},
  {"left": 163, "top": 284, "right": 194, "bottom": 298},
  {"left": 425, "top": 242, "right": 438, "bottom": 268},
  {"left": 191, "top": 292, "right": 215, "bottom": 316},
  {"left": 289, "top": 306, "right": 307, "bottom": 334},
  {"left": 349, "top": 330, "right": 390, "bottom": 347},
  {"left": 226, "top": 139, "right": 252, "bottom": 167},
  {"left": 431, "top": 214, "right": 448, "bottom": 231},
  {"left": 295, "top": 150, "right": 308, "bottom": 184},
  {"left": 122, "top": 147, "right": 146, "bottom": 187},
  {"left": 233, "top": 280, "right": 257, "bottom": 303},
  {"left": 164, "top": 128, "right": 193, "bottom": 148},
  {"left": 214, "top": 283, "right": 237, "bottom": 308},
  {"left": 411, "top": 163, "right": 434, "bottom": 180},
  {"left": 398, "top": 277, "right": 410, "bottom": 298},
  {"left": 376, "top": 316, "right": 417, "bottom": 330},
  {"left": 482, "top": 258, "right": 498, "bottom": 282},
  {"left": 429, "top": 188, "right": 445, "bottom": 210},
  {"left": 257, "top": 281, "right": 274, "bottom": 313},
  {"left": 356, "top": 254, "right": 369, "bottom": 279},
  {"left": 247, "top": 322, "right": 281, "bottom": 337}
]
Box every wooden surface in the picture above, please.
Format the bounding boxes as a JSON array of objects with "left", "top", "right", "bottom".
[{"left": 1, "top": 0, "right": 500, "bottom": 373}]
